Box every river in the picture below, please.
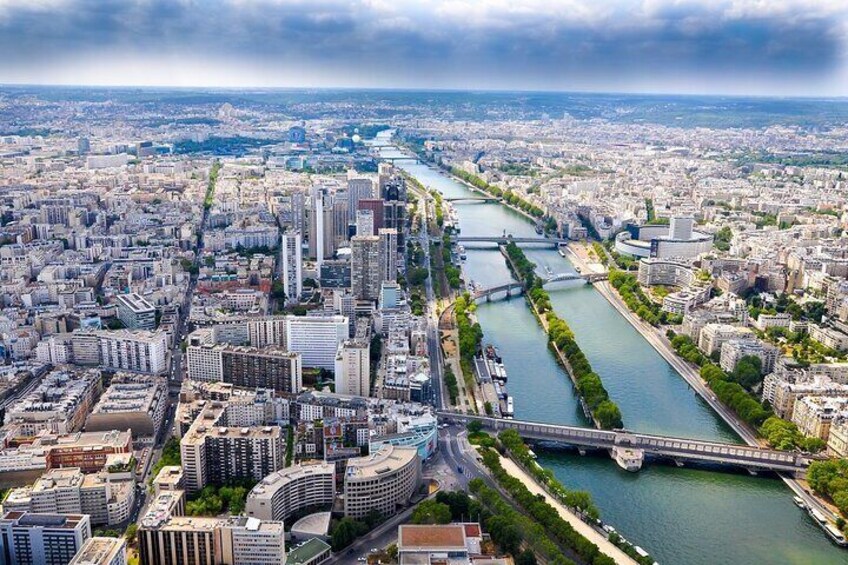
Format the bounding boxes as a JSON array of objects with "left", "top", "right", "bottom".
[{"left": 377, "top": 142, "right": 846, "bottom": 565}]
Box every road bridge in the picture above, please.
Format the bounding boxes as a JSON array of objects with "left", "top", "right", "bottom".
[
  {"left": 439, "top": 413, "right": 816, "bottom": 475},
  {"left": 456, "top": 236, "right": 569, "bottom": 247},
  {"left": 470, "top": 273, "right": 607, "bottom": 302},
  {"left": 444, "top": 197, "right": 502, "bottom": 204}
]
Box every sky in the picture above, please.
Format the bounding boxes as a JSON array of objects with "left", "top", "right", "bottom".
[{"left": 1, "top": 0, "right": 848, "bottom": 96}]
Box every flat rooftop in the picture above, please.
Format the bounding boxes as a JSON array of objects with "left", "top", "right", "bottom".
[{"left": 398, "top": 524, "right": 466, "bottom": 551}]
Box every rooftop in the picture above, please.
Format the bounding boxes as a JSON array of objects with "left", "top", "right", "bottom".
[{"left": 286, "top": 538, "right": 331, "bottom": 564}]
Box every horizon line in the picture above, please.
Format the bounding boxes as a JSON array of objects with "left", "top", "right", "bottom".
[{"left": 1, "top": 81, "right": 847, "bottom": 102}]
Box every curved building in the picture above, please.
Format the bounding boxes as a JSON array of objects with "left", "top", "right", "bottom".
[
  {"left": 245, "top": 463, "right": 335, "bottom": 522},
  {"left": 615, "top": 217, "right": 712, "bottom": 259},
  {"left": 343, "top": 444, "right": 420, "bottom": 519}
]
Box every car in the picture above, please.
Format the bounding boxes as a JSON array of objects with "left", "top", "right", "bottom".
[
  {"left": 358, "top": 558, "right": 366, "bottom": 562},
  {"left": 370, "top": 548, "right": 378, "bottom": 553}
]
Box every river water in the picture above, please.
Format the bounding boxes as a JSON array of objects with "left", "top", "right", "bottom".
[{"left": 379, "top": 143, "right": 846, "bottom": 565}]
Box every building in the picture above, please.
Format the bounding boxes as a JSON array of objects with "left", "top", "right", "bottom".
[
  {"left": 2, "top": 466, "right": 135, "bottom": 527},
  {"left": 245, "top": 463, "right": 335, "bottom": 522},
  {"left": 614, "top": 216, "right": 713, "bottom": 259},
  {"left": 397, "top": 523, "right": 484, "bottom": 565},
  {"left": 85, "top": 373, "right": 167, "bottom": 441},
  {"left": 347, "top": 178, "right": 375, "bottom": 222},
  {"left": 319, "top": 260, "right": 351, "bottom": 289},
  {"left": 180, "top": 402, "right": 285, "bottom": 493},
  {"left": 220, "top": 516, "right": 286, "bottom": 565},
  {"left": 763, "top": 373, "right": 848, "bottom": 419},
  {"left": 4, "top": 368, "right": 102, "bottom": 436},
  {"left": 115, "top": 293, "right": 156, "bottom": 331},
  {"left": 0, "top": 511, "right": 91, "bottom": 565},
  {"left": 334, "top": 340, "right": 370, "bottom": 397},
  {"left": 139, "top": 491, "right": 285, "bottom": 565},
  {"left": 378, "top": 228, "right": 398, "bottom": 283},
  {"left": 69, "top": 536, "right": 127, "bottom": 565},
  {"left": 285, "top": 315, "right": 348, "bottom": 370},
  {"left": 343, "top": 444, "right": 420, "bottom": 519},
  {"left": 719, "top": 339, "right": 780, "bottom": 375},
  {"left": 827, "top": 420, "right": 848, "bottom": 458},
  {"left": 698, "top": 324, "right": 753, "bottom": 356},
  {"left": 792, "top": 396, "right": 848, "bottom": 440},
  {"left": 810, "top": 324, "right": 848, "bottom": 352},
  {"left": 355, "top": 209, "right": 374, "bottom": 238},
  {"left": 351, "top": 235, "right": 381, "bottom": 301},
  {"left": 44, "top": 430, "right": 133, "bottom": 473},
  {"left": 285, "top": 538, "right": 331, "bottom": 565},
  {"left": 752, "top": 313, "right": 793, "bottom": 332},
  {"left": 281, "top": 231, "right": 303, "bottom": 306},
  {"left": 220, "top": 347, "right": 302, "bottom": 394},
  {"left": 96, "top": 330, "right": 169, "bottom": 375},
  {"left": 357, "top": 199, "right": 384, "bottom": 235}
]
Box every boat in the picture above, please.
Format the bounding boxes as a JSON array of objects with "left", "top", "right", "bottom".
[
  {"left": 810, "top": 508, "right": 827, "bottom": 524},
  {"left": 504, "top": 396, "right": 514, "bottom": 418},
  {"left": 612, "top": 446, "right": 644, "bottom": 472},
  {"left": 824, "top": 523, "right": 848, "bottom": 546},
  {"left": 793, "top": 496, "right": 806, "bottom": 509},
  {"left": 527, "top": 448, "right": 538, "bottom": 460}
]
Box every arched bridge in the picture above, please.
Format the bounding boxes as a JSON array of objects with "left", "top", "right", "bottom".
[
  {"left": 441, "top": 413, "right": 816, "bottom": 475},
  {"left": 471, "top": 273, "right": 607, "bottom": 301}
]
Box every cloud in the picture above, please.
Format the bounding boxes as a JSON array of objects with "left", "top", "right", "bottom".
[{"left": 0, "top": 0, "right": 845, "bottom": 94}]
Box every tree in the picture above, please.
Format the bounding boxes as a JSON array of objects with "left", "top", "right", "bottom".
[
  {"left": 330, "top": 518, "right": 368, "bottom": 551},
  {"left": 466, "top": 420, "right": 483, "bottom": 434},
  {"left": 516, "top": 549, "right": 538, "bottom": 565},
  {"left": 411, "top": 500, "right": 452, "bottom": 525},
  {"left": 125, "top": 523, "right": 138, "bottom": 545}
]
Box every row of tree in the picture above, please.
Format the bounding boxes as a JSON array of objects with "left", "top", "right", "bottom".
[
  {"left": 608, "top": 270, "right": 679, "bottom": 326},
  {"left": 505, "top": 242, "right": 623, "bottom": 430},
  {"left": 450, "top": 167, "right": 546, "bottom": 218},
  {"left": 477, "top": 448, "right": 618, "bottom": 565}
]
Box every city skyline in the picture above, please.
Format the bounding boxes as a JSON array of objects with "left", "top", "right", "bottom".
[{"left": 1, "top": 0, "right": 847, "bottom": 96}]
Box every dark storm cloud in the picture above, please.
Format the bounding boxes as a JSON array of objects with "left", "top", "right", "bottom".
[{"left": 0, "top": 0, "right": 845, "bottom": 94}]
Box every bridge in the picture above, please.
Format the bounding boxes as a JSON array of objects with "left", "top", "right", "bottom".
[
  {"left": 444, "top": 197, "right": 502, "bottom": 204},
  {"left": 439, "top": 413, "right": 815, "bottom": 475},
  {"left": 456, "top": 236, "right": 569, "bottom": 247},
  {"left": 471, "top": 273, "right": 607, "bottom": 302}
]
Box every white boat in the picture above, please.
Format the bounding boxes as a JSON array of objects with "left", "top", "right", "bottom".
[
  {"left": 612, "top": 446, "right": 644, "bottom": 472},
  {"left": 810, "top": 508, "right": 827, "bottom": 524},
  {"left": 793, "top": 496, "right": 806, "bottom": 509},
  {"left": 824, "top": 523, "right": 848, "bottom": 546}
]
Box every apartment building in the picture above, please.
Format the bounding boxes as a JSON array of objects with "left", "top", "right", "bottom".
[
  {"left": 0, "top": 512, "right": 91, "bottom": 565},
  {"left": 343, "top": 445, "right": 420, "bottom": 519},
  {"left": 68, "top": 537, "right": 127, "bottom": 565},
  {"left": 85, "top": 373, "right": 167, "bottom": 441},
  {"left": 245, "top": 463, "right": 336, "bottom": 522}
]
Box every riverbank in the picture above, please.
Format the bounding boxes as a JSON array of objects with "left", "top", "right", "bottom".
[
  {"left": 497, "top": 455, "right": 638, "bottom": 565},
  {"left": 592, "top": 278, "right": 845, "bottom": 527}
]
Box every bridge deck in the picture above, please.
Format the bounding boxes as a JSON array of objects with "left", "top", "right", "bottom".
[{"left": 440, "top": 413, "right": 808, "bottom": 472}]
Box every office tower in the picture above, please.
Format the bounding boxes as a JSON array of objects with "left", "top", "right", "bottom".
[
  {"left": 278, "top": 192, "right": 306, "bottom": 235},
  {"left": 379, "top": 228, "right": 398, "bottom": 283},
  {"left": 332, "top": 195, "right": 349, "bottom": 250},
  {"left": 220, "top": 517, "right": 286, "bottom": 565},
  {"left": 0, "top": 512, "right": 92, "bottom": 565},
  {"left": 284, "top": 315, "right": 349, "bottom": 369},
  {"left": 351, "top": 235, "right": 382, "bottom": 301},
  {"left": 669, "top": 215, "right": 695, "bottom": 240},
  {"left": 356, "top": 199, "right": 384, "bottom": 235},
  {"left": 334, "top": 340, "right": 370, "bottom": 397},
  {"left": 77, "top": 138, "right": 90, "bottom": 155},
  {"left": 309, "top": 186, "right": 326, "bottom": 267},
  {"left": 347, "top": 178, "right": 374, "bottom": 222},
  {"left": 384, "top": 201, "right": 406, "bottom": 252},
  {"left": 281, "top": 231, "right": 303, "bottom": 305},
  {"left": 136, "top": 141, "right": 156, "bottom": 158},
  {"left": 115, "top": 293, "right": 156, "bottom": 330},
  {"left": 355, "top": 209, "right": 374, "bottom": 237}
]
